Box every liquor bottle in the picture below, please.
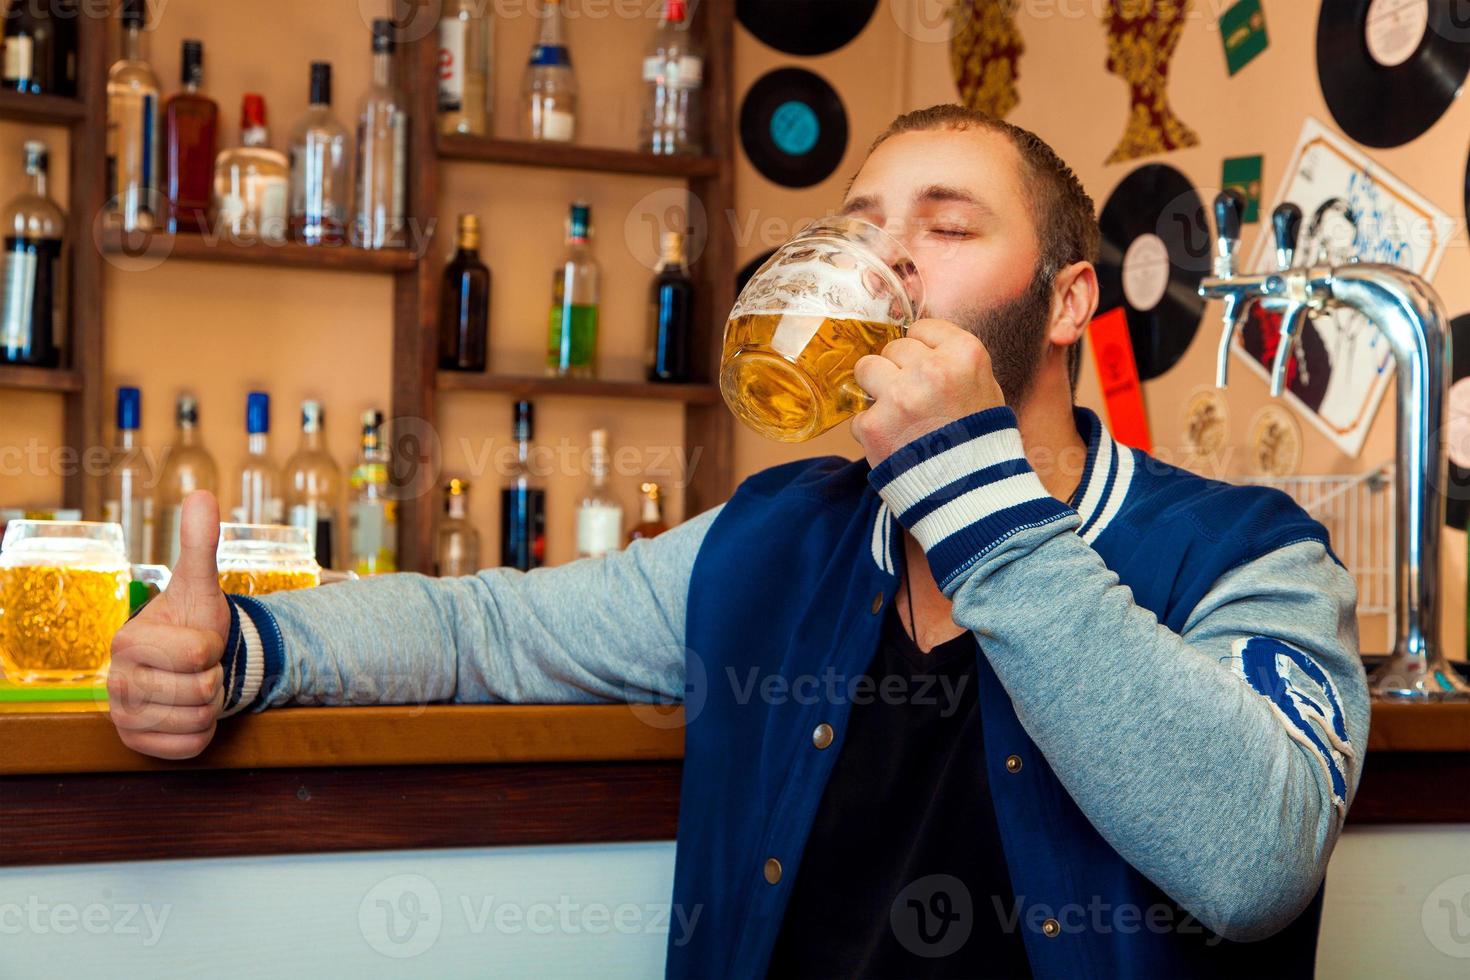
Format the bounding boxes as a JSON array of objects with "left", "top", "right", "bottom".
[
  {"left": 520, "top": 0, "right": 576, "bottom": 142},
  {"left": 439, "top": 213, "right": 490, "bottom": 372},
  {"left": 639, "top": 0, "right": 704, "bottom": 155},
  {"left": 349, "top": 410, "right": 397, "bottom": 576},
  {"left": 104, "top": 386, "right": 154, "bottom": 564},
  {"left": 1, "top": 140, "right": 64, "bottom": 368},
  {"left": 155, "top": 394, "right": 218, "bottom": 568},
  {"left": 627, "top": 482, "right": 669, "bottom": 544},
  {"left": 106, "top": 0, "right": 162, "bottom": 233},
  {"left": 284, "top": 400, "right": 342, "bottom": 570},
  {"left": 576, "top": 429, "right": 622, "bottom": 559},
  {"left": 2, "top": 0, "right": 77, "bottom": 96},
  {"left": 289, "top": 62, "right": 350, "bottom": 247},
  {"left": 436, "top": 478, "right": 480, "bottom": 577},
  {"left": 236, "top": 391, "right": 283, "bottom": 525},
  {"left": 212, "top": 94, "right": 289, "bottom": 243},
  {"left": 546, "top": 201, "right": 599, "bottom": 378},
  {"left": 351, "top": 20, "right": 408, "bottom": 251},
  {"left": 438, "top": 0, "right": 493, "bottom": 137},
  {"left": 500, "top": 400, "right": 546, "bottom": 571},
  {"left": 646, "top": 230, "right": 695, "bottom": 382},
  {"left": 164, "top": 40, "right": 219, "bottom": 235}
]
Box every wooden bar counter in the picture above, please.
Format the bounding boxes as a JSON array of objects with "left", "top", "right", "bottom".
[{"left": 0, "top": 700, "right": 1466, "bottom": 868}]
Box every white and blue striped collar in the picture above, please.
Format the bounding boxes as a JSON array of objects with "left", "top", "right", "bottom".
[{"left": 867, "top": 406, "right": 1136, "bottom": 572}]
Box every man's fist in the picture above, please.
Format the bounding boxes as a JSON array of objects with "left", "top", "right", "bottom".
[
  {"left": 107, "top": 489, "right": 231, "bottom": 760},
  {"left": 851, "top": 318, "right": 1005, "bottom": 468}
]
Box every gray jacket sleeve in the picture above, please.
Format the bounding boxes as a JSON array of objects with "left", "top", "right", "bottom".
[
  {"left": 869, "top": 406, "right": 1369, "bottom": 944},
  {"left": 223, "top": 504, "right": 720, "bottom": 713}
]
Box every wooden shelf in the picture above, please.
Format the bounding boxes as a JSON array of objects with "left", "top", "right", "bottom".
[
  {"left": 438, "top": 134, "right": 722, "bottom": 178},
  {"left": 0, "top": 89, "right": 85, "bottom": 125},
  {"left": 0, "top": 364, "right": 83, "bottom": 392},
  {"left": 439, "top": 368, "right": 722, "bottom": 403},
  {"left": 98, "top": 228, "right": 417, "bottom": 274}
]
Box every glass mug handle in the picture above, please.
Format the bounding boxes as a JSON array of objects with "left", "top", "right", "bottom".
[{"left": 320, "top": 570, "right": 359, "bottom": 585}]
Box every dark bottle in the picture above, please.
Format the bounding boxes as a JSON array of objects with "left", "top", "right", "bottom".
[
  {"left": 164, "top": 39, "right": 219, "bottom": 234},
  {"left": 439, "top": 213, "right": 491, "bottom": 371},
  {"left": 500, "top": 400, "right": 546, "bottom": 571},
  {"left": 2, "top": 0, "right": 78, "bottom": 97},
  {"left": 1, "top": 141, "right": 64, "bottom": 368},
  {"left": 646, "top": 230, "right": 695, "bottom": 382}
]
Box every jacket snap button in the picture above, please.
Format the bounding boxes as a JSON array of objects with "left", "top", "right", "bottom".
[
  {"left": 871, "top": 591, "right": 884, "bottom": 614},
  {"left": 1005, "top": 755, "right": 1023, "bottom": 773},
  {"left": 764, "top": 858, "right": 782, "bottom": 884},
  {"left": 1042, "top": 917, "right": 1061, "bottom": 938},
  {"left": 812, "top": 723, "right": 834, "bottom": 749}
]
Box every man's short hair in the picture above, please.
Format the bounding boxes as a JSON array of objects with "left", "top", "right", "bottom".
[{"left": 867, "top": 105, "right": 1100, "bottom": 394}]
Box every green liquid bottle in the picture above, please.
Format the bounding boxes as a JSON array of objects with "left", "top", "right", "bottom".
[{"left": 547, "top": 200, "right": 599, "bottom": 377}]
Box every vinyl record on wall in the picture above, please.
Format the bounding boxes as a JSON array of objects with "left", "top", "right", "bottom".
[
  {"left": 1095, "top": 163, "right": 1208, "bottom": 381},
  {"left": 1444, "top": 314, "right": 1470, "bottom": 527},
  {"left": 1317, "top": 0, "right": 1470, "bottom": 148},
  {"left": 740, "top": 68, "right": 849, "bottom": 188},
  {"left": 737, "top": 0, "right": 878, "bottom": 56}
]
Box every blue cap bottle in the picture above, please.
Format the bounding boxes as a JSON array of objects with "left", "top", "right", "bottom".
[
  {"left": 246, "top": 391, "right": 270, "bottom": 435},
  {"left": 116, "top": 386, "right": 141, "bottom": 432}
]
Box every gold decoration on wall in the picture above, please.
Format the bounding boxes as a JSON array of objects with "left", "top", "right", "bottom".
[
  {"left": 1249, "top": 404, "right": 1302, "bottom": 477},
  {"left": 1102, "top": 0, "right": 1200, "bottom": 165},
  {"left": 1182, "top": 386, "right": 1230, "bottom": 462},
  {"left": 950, "top": 0, "right": 1024, "bottom": 118}
]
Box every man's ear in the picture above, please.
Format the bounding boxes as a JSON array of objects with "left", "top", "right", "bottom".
[{"left": 1048, "top": 261, "right": 1100, "bottom": 349}]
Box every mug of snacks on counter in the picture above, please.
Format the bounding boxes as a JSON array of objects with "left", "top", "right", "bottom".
[
  {"left": 216, "top": 523, "right": 356, "bottom": 597},
  {"left": 0, "top": 520, "right": 170, "bottom": 683}
]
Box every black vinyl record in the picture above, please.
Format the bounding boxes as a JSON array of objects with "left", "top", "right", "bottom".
[
  {"left": 1095, "top": 164, "right": 1208, "bottom": 382},
  {"left": 737, "top": 0, "right": 878, "bottom": 56},
  {"left": 1444, "top": 314, "right": 1470, "bottom": 527},
  {"left": 1317, "top": 0, "right": 1470, "bottom": 149},
  {"left": 740, "top": 68, "right": 849, "bottom": 189}
]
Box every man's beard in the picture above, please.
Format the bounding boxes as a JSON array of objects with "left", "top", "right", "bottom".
[{"left": 945, "top": 269, "right": 1056, "bottom": 407}]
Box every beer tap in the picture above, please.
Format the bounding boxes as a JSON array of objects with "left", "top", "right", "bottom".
[{"left": 1199, "top": 191, "right": 1470, "bottom": 700}]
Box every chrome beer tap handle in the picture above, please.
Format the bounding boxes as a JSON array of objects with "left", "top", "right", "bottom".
[
  {"left": 1206, "top": 190, "right": 1248, "bottom": 388},
  {"left": 1272, "top": 202, "right": 1302, "bottom": 272},
  {"left": 1265, "top": 204, "right": 1310, "bottom": 397}
]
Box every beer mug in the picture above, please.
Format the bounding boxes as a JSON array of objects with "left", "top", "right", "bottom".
[
  {"left": 721, "top": 215, "right": 925, "bottom": 442},
  {"left": 0, "top": 521, "right": 170, "bottom": 683},
  {"left": 217, "top": 523, "right": 323, "bottom": 597}
]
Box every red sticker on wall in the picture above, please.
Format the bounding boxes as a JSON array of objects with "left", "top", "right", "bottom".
[{"left": 1088, "top": 307, "right": 1152, "bottom": 452}]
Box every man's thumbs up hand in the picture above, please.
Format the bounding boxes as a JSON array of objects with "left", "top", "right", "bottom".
[{"left": 108, "top": 490, "right": 231, "bottom": 759}]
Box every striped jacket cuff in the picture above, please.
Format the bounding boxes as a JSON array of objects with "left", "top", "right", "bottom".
[
  {"left": 219, "top": 595, "right": 284, "bottom": 717},
  {"left": 868, "top": 406, "right": 1073, "bottom": 591}
]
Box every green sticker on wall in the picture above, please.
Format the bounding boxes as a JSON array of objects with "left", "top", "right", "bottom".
[
  {"left": 1222, "top": 155, "right": 1263, "bottom": 224},
  {"left": 1219, "top": 0, "right": 1268, "bottom": 76}
]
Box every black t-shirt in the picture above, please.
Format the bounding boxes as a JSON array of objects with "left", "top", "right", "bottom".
[{"left": 765, "top": 602, "right": 1033, "bottom": 979}]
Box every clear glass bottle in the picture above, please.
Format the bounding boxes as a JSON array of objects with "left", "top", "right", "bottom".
[
  {"left": 289, "top": 62, "right": 350, "bottom": 247},
  {"left": 164, "top": 39, "right": 219, "bottom": 235},
  {"left": 106, "top": 0, "right": 161, "bottom": 233},
  {"left": 236, "top": 391, "right": 283, "bottom": 525},
  {"left": 155, "top": 393, "right": 218, "bottom": 568},
  {"left": 212, "top": 94, "right": 289, "bottom": 243},
  {"left": 436, "top": 478, "right": 480, "bottom": 577},
  {"left": 438, "top": 0, "right": 493, "bottom": 137},
  {"left": 348, "top": 410, "right": 397, "bottom": 576},
  {"left": 3, "top": 0, "right": 78, "bottom": 97},
  {"left": 546, "top": 201, "right": 598, "bottom": 378},
  {"left": 283, "top": 400, "right": 342, "bottom": 570},
  {"left": 576, "top": 429, "right": 622, "bottom": 559},
  {"left": 627, "top": 482, "right": 668, "bottom": 544},
  {"left": 639, "top": 0, "right": 703, "bottom": 155},
  {"left": 500, "top": 400, "right": 546, "bottom": 571},
  {"left": 103, "top": 386, "right": 154, "bottom": 564},
  {"left": 439, "top": 213, "right": 490, "bottom": 372},
  {"left": 1, "top": 140, "right": 65, "bottom": 368},
  {"left": 351, "top": 20, "right": 408, "bottom": 251},
  {"left": 520, "top": 0, "right": 576, "bottom": 142},
  {"left": 646, "top": 230, "right": 695, "bottom": 382}
]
